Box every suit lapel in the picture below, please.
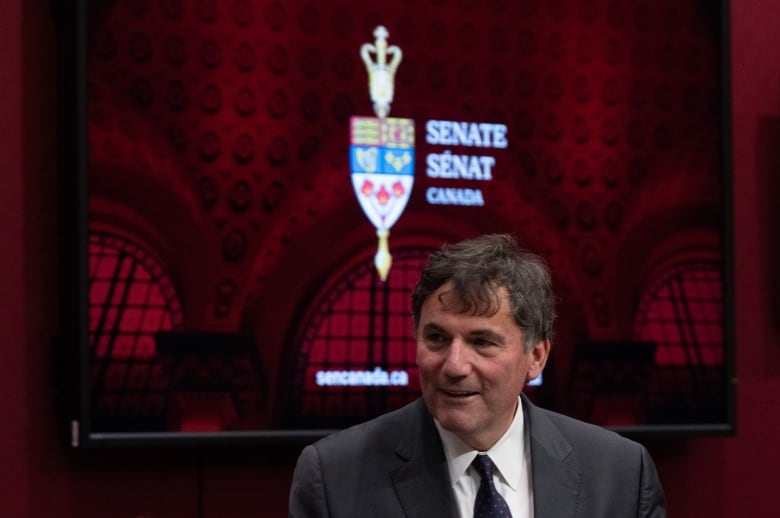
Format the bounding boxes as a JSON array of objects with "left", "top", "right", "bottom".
[
  {"left": 524, "top": 396, "right": 582, "bottom": 518},
  {"left": 391, "top": 400, "right": 457, "bottom": 518},
  {"left": 388, "top": 398, "right": 583, "bottom": 518}
]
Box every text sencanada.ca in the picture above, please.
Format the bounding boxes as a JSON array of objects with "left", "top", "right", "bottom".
[
  {"left": 315, "top": 367, "right": 409, "bottom": 387},
  {"left": 424, "top": 119, "right": 507, "bottom": 207}
]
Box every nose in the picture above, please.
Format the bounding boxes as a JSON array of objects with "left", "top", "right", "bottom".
[{"left": 441, "top": 340, "right": 471, "bottom": 379}]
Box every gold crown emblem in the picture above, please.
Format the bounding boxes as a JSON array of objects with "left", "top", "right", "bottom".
[{"left": 360, "top": 26, "right": 403, "bottom": 119}]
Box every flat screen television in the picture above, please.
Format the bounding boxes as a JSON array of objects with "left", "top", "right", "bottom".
[{"left": 56, "top": 0, "right": 735, "bottom": 446}]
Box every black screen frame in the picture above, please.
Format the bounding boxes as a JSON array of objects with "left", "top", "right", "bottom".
[{"left": 55, "top": 0, "right": 737, "bottom": 448}]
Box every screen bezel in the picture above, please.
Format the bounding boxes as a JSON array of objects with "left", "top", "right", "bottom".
[{"left": 56, "top": 0, "right": 736, "bottom": 447}]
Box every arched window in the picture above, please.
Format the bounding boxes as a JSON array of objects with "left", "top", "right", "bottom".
[
  {"left": 285, "top": 247, "right": 431, "bottom": 427},
  {"left": 633, "top": 259, "right": 724, "bottom": 420},
  {"left": 89, "top": 232, "right": 183, "bottom": 430},
  {"left": 634, "top": 260, "right": 723, "bottom": 366}
]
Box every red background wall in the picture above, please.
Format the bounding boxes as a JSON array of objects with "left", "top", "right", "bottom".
[{"left": 2, "top": 0, "right": 779, "bottom": 516}]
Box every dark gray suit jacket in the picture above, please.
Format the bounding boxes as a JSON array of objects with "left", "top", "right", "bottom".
[{"left": 289, "top": 397, "right": 666, "bottom": 517}]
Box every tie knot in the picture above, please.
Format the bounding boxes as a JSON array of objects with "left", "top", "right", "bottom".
[{"left": 472, "top": 454, "right": 496, "bottom": 481}]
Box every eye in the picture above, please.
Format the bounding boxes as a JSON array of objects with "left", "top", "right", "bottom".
[
  {"left": 472, "top": 337, "right": 496, "bottom": 348},
  {"left": 424, "top": 331, "right": 450, "bottom": 348},
  {"left": 427, "top": 332, "right": 447, "bottom": 342}
]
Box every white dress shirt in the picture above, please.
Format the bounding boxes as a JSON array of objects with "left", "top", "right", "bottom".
[{"left": 434, "top": 396, "right": 534, "bottom": 518}]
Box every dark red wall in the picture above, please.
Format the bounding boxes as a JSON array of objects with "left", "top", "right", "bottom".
[{"left": 2, "top": 0, "right": 779, "bottom": 516}]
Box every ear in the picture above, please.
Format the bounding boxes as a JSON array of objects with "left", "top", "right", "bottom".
[{"left": 525, "top": 339, "right": 551, "bottom": 381}]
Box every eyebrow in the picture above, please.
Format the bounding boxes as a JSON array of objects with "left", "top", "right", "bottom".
[
  {"left": 420, "top": 323, "right": 506, "bottom": 346},
  {"left": 420, "top": 322, "right": 447, "bottom": 335}
]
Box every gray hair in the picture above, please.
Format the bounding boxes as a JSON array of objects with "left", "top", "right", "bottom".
[{"left": 411, "top": 234, "right": 556, "bottom": 351}]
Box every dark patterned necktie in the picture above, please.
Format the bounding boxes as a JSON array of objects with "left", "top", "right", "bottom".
[{"left": 472, "top": 454, "right": 513, "bottom": 518}]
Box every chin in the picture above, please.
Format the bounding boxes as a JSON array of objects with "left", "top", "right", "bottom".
[{"left": 432, "top": 408, "right": 475, "bottom": 433}]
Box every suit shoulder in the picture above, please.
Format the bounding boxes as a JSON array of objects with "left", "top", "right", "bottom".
[
  {"left": 532, "top": 405, "right": 644, "bottom": 455},
  {"left": 310, "top": 399, "right": 423, "bottom": 458}
]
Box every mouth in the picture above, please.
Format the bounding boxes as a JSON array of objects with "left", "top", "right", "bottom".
[{"left": 440, "top": 389, "right": 480, "bottom": 398}]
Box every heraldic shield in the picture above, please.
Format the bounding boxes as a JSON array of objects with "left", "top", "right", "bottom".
[{"left": 350, "top": 116, "right": 415, "bottom": 281}]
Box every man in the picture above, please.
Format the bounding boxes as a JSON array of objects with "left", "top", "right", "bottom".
[{"left": 289, "top": 234, "right": 666, "bottom": 517}]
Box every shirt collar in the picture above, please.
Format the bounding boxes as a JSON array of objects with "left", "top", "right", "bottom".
[{"left": 435, "top": 396, "right": 527, "bottom": 491}]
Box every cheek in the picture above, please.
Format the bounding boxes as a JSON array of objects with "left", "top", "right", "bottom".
[
  {"left": 495, "top": 356, "right": 530, "bottom": 383},
  {"left": 512, "top": 361, "right": 534, "bottom": 387},
  {"left": 415, "top": 344, "right": 425, "bottom": 366},
  {"left": 416, "top": 349, "right": 446, "bottom": 382},
  {"left": 415, "top": 347, "right": 432, "bottom": 372},
  {"left": 418, "top": 352, "right": 439, "bottom": 370}
]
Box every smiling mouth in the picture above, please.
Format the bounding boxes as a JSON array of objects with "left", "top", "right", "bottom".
[{"left": 441, "top": 389, "right": 479, "bottom": 398}]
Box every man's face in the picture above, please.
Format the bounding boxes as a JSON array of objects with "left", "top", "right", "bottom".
[{"left": 416, "top": 282, "right": 549, "bottom": 451}]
